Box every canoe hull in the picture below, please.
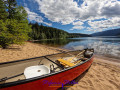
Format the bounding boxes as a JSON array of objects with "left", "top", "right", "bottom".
[{"left": 1, "top": 57, "right": 94, "bottom": 90}]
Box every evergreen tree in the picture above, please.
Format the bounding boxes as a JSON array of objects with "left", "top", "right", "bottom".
[
  {"left": 6, "top": 0, "right": 17, "bottom": 19},
  {"left": 0, "top": 0, "right": 8, "bottom": 20},
  {"left": 0, "top": 19, "right": 31, "bottom": 48},
  {"left": 14, "top": 6, "right": 28, "bottom": 21},
  {"left": 0, "top": 0, "right": 31, "bottom": 48},
  {"left": 41, "top": 33, "right": 46, "bottom": 39},
  {"left": 29, "top": 23, "right": 69, "bottom": 40}
]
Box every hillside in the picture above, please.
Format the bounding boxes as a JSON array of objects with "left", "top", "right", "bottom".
[
  {"left": 91, "top": 28, "right": 120, "bottom": 36},
  {"left": 29, "top": 23, "right": 90, "bottom": 40}
]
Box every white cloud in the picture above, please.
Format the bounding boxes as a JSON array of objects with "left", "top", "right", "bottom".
[
  {"left": 87, "top": 17, "right": 120, "bottom": 32},
  {"left": 24, "top": 7, "right": 52, "bottom": 26},
  {"left": 71, "top": 25, "right": 85, "bottom": 30},
  {"left": 72, "top": 21, "right": 84, "bottom": 26},
  {"left": 24, "top": 7, "right": 43, "bottom": 23},
  {"left": 43, "top": 22, "right": 52, "bottom": 26},
  {"left": 71, "top": 21, "right": 84, "bottom": 30},
  {"left": 100, "top": 1, "right": 120, "bottom": 17},
  {"left": 35, "top": 0, "right": 81, "bottom": 25},
  {"left": 33, "top": 0, "right": 120, "bottom": 31}
]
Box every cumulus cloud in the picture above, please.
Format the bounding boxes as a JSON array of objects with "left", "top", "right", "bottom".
[
  {"left": 43, "top": 22, "right": 52, "bottom": 26},
  {"left": 33, "top": 0, "right": 120, "bottom": 31},
  {"left": 71, "top": 26, "right": 85, "bottom": 30},
  {"left": 71, "top": 21, "right": 85, "bottom": 30},
  {"left": 79, "top": 0, "right": 120, "bottom": 20},
  {"left": 35, "top": 0, "right": 81, "bottom": 25},
  {"left": 24, "top": 7, "right": 43, "bottom": 23},
  {"left": 72, "top": 21, "right": 84, "bottom": 26},
  {"left": 87, "top": 17, "right": 120, "bottom": 32},
  {"left": 24, "top": 7, "right": 52, "bottom": 26},
  {"left": 100, "top": 1, "right": 120, "bottom": 17}
]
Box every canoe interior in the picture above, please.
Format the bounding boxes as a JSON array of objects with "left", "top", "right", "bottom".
[{"left": 0, "top": 49, "right": 94, "bottom": 85}]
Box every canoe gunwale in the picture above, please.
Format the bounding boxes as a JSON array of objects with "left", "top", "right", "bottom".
[
  {"left": 0, "top": 50, "right": 82, "bottom": 65},
  {"left": 0, "top": 49, "right": 94, "bottom": 88}
]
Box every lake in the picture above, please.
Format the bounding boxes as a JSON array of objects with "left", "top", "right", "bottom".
[{"left": 34, "top": 37, "right": 120, "bottom": 59}]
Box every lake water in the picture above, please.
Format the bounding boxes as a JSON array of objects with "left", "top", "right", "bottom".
[{"left": 34, "top": 37, "right": 120, "bottom": 59}]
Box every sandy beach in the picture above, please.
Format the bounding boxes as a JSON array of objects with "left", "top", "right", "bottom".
[
  {"left": 67, "top": 60, "right": 120, "bottom": 90},
  {"left": 0, "top": 42, "right": 120, "bottom": 90},
  {"left": 0, "top": 42, "right": 61, "bottom": 62}
]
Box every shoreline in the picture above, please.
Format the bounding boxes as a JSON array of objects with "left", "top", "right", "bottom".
[
  {"left": 94, "top": 55, "right": 120, "bottom": 67},
  {"left": 0, "top": 42, "right": 120, "bottom": 64},
  {"left": 0, "top": 42, "right": 120, "bottom": 90}
]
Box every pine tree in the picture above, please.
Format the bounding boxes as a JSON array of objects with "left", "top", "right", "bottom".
[
  {"left": 0, "top": 0, "right": 32, "bottom": 49},
  {"left": 0, "top": 19, "right": 31, "bottom": 49},
  {"left": 0, "top": 0, "right": 8, "bottom": 20},
  {"left": 6, "top": 0, "right": 17, "bottom": 19},
  {"left": 14, "top": 6, "right": 28, "bottom": 21}
]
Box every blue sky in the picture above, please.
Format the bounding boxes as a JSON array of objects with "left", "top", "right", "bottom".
[{"left": 16, "top": 0, "right": 120, "bottom": 34}]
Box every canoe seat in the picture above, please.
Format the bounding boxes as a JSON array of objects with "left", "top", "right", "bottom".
[
  {"left": 57, "top": 59, "right": 75, "bottom": 67},
  {"left": 57, "top": 50, "right": 86, "bottom": 67}
]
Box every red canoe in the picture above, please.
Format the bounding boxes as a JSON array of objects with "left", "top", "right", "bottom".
[{"left": 0, "top": 49, "right": 94, "bottom": 90}]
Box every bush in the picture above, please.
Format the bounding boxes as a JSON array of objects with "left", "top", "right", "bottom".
[{"left": 0, "top": 19, "right": 31, "bottom": 49}]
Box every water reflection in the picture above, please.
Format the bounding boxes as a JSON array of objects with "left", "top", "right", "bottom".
[
  {"left": 33, "top": 39, "right": 83, "bottom": 47},
  {"left": 63, "top": 37, "right": 120, "bottom": 59},
  {"left": 34, "top": 37, "right": 120, "bottom": 59}
]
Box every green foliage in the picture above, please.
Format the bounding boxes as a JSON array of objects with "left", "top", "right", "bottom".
[
  {"left": 14, "top": 6, "right": 28, "bottom": 21},
  {"left": 0, "top": 0, "right": 31, "bottom": 49},
  {"left": 6, "top": 0, "right": 17, "bottom": 19},
  {"left": 29, "top": 23, "right": 69, "bottom": 40},
  {"left": 29, "top": 23, "right": 91, "bottom": 40},
  {"left": 0, "top": 0, "right": 8, "bottom": 20},
  {"left": 0, "top": 19, "right": 31, "bottom": 48}
]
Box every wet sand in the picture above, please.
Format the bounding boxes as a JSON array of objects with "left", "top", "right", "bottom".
[{"left": 0, "top": 42, "right": 120, "bottom": 90}]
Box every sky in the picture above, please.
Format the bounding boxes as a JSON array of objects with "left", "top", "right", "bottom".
[{"left": 16, "top": 0, "right": 120, "bottom": 34}]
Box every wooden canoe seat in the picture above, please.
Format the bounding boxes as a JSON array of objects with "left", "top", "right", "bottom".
[
  {"left": 57, "top": 59, "right": 75, "bottom": 67},
  {"left": 57, "top": 50, "right": 85, "bottom": 67}
]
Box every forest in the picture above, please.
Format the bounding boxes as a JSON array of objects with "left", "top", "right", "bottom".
[
  {"left": 29, "top": 23, "right": 69, "bottom": 40},
  {"left": 29, "top": 22, "right": 91, "bottom": 40}
]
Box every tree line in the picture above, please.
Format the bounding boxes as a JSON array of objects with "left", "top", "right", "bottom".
[
  {"left": 29, "top": 22, "right": 69, "bottom": 40},
  {"left": 69, "top": 33, "right": 91, "bottom": 38},
  {"left": 28, "top": 23, "right": 91, "bottom": 40}
]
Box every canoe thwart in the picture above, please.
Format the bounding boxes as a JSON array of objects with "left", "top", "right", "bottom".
[{"left": 57, "top": 59, "right": 75, "bottom": 67}]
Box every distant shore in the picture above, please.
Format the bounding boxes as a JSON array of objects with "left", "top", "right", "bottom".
[{"left": 0, "top": 42, "right": 120, "bottom": 90}]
